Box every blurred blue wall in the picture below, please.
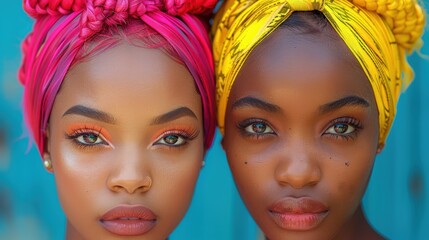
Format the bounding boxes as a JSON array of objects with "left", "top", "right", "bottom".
[
  {"left": 1, "top": 1, "right": 428, "bottom": 239},
  {"left": 363, "top": 28, "right": 429, "bottom": 239}
]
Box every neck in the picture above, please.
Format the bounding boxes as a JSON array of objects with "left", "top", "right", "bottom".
[{"left": 333, "top": 205, "right": 384, "bottom": 240}]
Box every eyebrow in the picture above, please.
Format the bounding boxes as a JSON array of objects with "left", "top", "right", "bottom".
[
  {"left": 232, "top": 96, "right": 281, "bottom": 112},
  {"left": 62, "top": 105, "right": 116, "bottom": 124},
  {"left": 151, "top": 107, "right": 198, "bottom": 125},
  {"left": 319, "top": 95, "right": 370, "bottom": 114}
]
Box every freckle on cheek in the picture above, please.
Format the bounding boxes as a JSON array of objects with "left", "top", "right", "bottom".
[
  {"left": 244, "top": 161, "right": 248, "bottom": 165},
  {"left": 345, "top": 161, "right": 350, "bottom": 167}
]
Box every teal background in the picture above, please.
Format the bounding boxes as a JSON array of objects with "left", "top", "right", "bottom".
[{"left": 1, "top": 1, "right": 428, "bottom": 239}]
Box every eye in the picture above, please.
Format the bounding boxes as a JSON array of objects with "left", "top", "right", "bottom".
[
  {"left": 155, "top": 134, "right": 186, "bottom": 146},
  {"left": 325, "top": 123, "right": 356, "bottom": 135},
  {"left": 323, "top": 117, "right": 362, "bottom": 140},
  {"left": 238, "top": 119, "right": 275, "bottom": 138},
  {"left": 152, "top": 128, "right": 200, "bottom": 148},
  {"left": 65, "top": 128, "right": 110, "bottom": 148},
  {"left": 75, "top": 132, "right": 105, "bottom": 145},
  {"left": 245, "top": 122, "right": 273, "bottom": 134}
]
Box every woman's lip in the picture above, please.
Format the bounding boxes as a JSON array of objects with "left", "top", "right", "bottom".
[
  {"left": 268, "top": 197, "right": 328, "bottom": 231},
  {"left": 100, "top": 205, "right": 157, "bottom": 236}
]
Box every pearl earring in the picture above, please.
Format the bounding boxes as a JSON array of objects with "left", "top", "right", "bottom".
[{"left": 43, "top": 159, "right": 53, "bottom": 171}]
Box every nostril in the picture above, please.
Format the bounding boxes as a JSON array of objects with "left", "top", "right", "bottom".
[
  {"left": 140, "top": 176, "right": 152, "bottom": 193},
  {"left": 111, "top": 185, "right": 122, "bottom": 192},
  {"left": 108, "top": 175, "right": 153, "bottom": 194}
]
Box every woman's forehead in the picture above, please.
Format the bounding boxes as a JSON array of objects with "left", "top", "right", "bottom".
[{"left": 232, "top": 28, "right": 374, "bottom": 103}]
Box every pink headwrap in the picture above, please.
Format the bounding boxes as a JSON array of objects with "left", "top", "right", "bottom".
[{"left": 19, "top": 0, "right": 217, "bottom": 154}]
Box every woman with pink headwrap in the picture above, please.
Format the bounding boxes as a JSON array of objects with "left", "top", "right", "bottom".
[{"left": 19, "top": 0, "right": 216, "bottom": 239}]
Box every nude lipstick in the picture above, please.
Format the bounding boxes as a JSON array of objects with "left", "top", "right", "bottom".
[
  {"left": 100, "top": 205, "right": 157, "bottom": 236},
  {"left": 268, "top": 197, "right": 328, "bottom": 231}
]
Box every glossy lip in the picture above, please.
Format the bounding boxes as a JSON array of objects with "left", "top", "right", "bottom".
[
  {"left": 268, "top": 197, "right": 329, "bottom": 231},
  {"left": 100, "top": 205, "right": 157, "bottom": 236}
]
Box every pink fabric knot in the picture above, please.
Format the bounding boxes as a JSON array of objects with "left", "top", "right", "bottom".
[
  {"left": 164, "top": 0, "right": 217, "bottom": 15},
  {"left": 128, "top": 0, "right": 158, "bottom": 17},
  {"left": 164, "top": 0, "right": 183, "bottom": 15},
  {"left": 80, "top": 0, "right": 130, "bottom": 38},
  {"left": 24, "top": 0, "right": 86, "bottom": 18}
]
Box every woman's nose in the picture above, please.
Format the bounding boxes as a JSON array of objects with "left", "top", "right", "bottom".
[
  {"left": 107, "top": 147, "right": 152, "bottom": 194},
  {"left": 274, "top": 140, "right": 321, "bottom": 189}
]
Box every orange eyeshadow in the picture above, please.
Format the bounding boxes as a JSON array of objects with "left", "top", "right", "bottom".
[{"left": 66, "top": 123, "right": 112, "bottom": 142}]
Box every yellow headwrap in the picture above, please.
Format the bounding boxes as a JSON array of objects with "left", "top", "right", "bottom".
[{"left": 212, "top": 0, "right": 425, "bottom": 145}]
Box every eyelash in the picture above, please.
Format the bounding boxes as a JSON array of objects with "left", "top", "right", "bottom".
[
  {"left": 237, "top": 117, "right": 362, "bottom": 141},
  {"left": 237, "top": 118, "right": 276, "bottom": 140},
  {"left": 152, "top": 129, "right": 199, "bottom": 149},
  {"left": 65, "top": 127, "right": 110, "bottom": 149},
  {"left": 323, "top": 117, "right": 363, "bottom": 141}
]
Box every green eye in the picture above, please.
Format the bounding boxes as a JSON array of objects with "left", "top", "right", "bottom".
[
  {"left": 80, "top": 133, "right": 101, "bottom": 144},
  {"left": 82, "top": 133, "right": 99, "bottom": 144},
  {"left": 155, "top": 134, "right": 186, "bottom": 146},
  {"left": 66, "top": 129, "right": 110, "bottom": 149},
  {"left": 164, "top": 135, "right": 179, "bottom": 144}
]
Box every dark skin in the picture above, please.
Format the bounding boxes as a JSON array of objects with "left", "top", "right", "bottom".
[{"left": 222, "top": 14, "right": 385, "bottom": 240}]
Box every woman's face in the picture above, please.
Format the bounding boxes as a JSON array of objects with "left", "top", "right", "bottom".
[
  {"left": 222, "top": 28, "right": 380, "bottom": 240},
  {"left": 46, "top": 44, "right": 204, "bottom": 239}
]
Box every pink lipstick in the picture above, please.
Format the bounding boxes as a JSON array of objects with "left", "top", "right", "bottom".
[
  {"left": 100, "top": 205, "right": 156, "bottom": 236},
  {"left": 268, "top": 197, "right": 328, "bottom": 231}
]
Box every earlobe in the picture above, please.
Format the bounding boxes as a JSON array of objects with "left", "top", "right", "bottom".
[
  {"left": 42, "top": 126, "right": 54, "bottom": 173},
  {"left": 43, "top": 153, "right": 54, "bottom": 173},
  {"left": 201, "top": 148, "right": 207, "bottom": 169},
  {"left": 376, "top": 143, "right": 385, "bottom": 154}
]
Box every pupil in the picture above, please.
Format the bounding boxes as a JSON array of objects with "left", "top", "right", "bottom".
[
  {"left": 334, "top": 124, "right": 348, "bottom": 134},
  {"left": 83, "top": 134, "right": 98, "bottom": 143},
  {"left": 165, "top": 135, "right": 178, "bottom": 144},
  {"left": 252, "top": 123, "right": 266, "bottom": 133}
]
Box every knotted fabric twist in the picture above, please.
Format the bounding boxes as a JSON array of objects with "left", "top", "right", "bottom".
[
  {"left": 19, "top": 0, "right": 218, "bottom": 153},
  {"left": 212, "top": 0, "right": 425, "bottom": 145}
]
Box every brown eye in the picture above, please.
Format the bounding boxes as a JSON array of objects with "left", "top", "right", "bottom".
[
  {"left": 326, "top": 123, "right": 355, "bottom": 135},
  {"left": 334, "top": 123, "right": 348, "bottom": 134},
  {"left": 252, "top": 123, "right": 267, "bottom": 133},
  {"left": 244, "top": 121, "right": 274, "bottom": 135}
]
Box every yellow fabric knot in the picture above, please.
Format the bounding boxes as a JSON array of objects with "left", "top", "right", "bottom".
[
  {"left": 287, "top": 0, "right": 325, "bottom": 11},
  {"left": 211, "top": 0, "right": 425, "bottom": 145}
]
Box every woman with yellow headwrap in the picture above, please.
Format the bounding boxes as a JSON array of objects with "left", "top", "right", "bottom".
[{"left": 212, "top": 0, "right": 425, "bottom": 239}]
